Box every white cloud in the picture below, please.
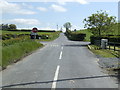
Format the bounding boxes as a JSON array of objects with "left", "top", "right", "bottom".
[
  {"left": 37, "top": 7, "right": 47, "bottom": 12},
  {"left": 56, "top": 0, "right": 88, "bottom": 5},
  {"left": 14, "top": 10, "right": 36, "bottom": 15},
  {"left": 75, "top": 0, "right": 88, "bottom": 4},
  {"left": 0, "top": 1, "right": 36, "bottom": 15},
  {"left": 22, "top": 3, "right": 34, "bottom": 9},
  {"left": 86, "top": 0, "right": 119, "bottom": 2},
  {"left": 8, "top": 19, "right": 40, "bottom": 25},
  {"left": 58, "top": 2, "right": 66, "bottom": 5},
  {"left": 5, "top": 0, "right": 119, "bottom": 2},
  {"left": 51, "top": 4, "right": 67, "bottom": 12},
  {"left": 40, "top": 27, "right": 56, "bottom": 30},
  {"left": 70, "top": 24, "right": 81, "bottom": 30},
  {"left": 57, "top": 0, "right": 67, "bottom": 5}
]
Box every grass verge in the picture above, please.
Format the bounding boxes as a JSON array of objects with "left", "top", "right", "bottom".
[
  {"left": 88, "top": 45, "right": 118, "bottom": 58},
  {"left": 2, "top": 41, "right": 43, "bottom": 69}
]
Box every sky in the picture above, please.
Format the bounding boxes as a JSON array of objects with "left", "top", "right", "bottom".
[{"left": 0, "top": 0, "right": 119, "bottom": 31}]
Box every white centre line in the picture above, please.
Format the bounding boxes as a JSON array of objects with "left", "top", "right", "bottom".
[
  {"left": 51, "top": 65, "right": 60, "bottom": 90},
  {"left": 59, "top": 51, "right": 63, "bottom": 60},
  {"left": 61, "top": 47, "right": 63, "bottom": 50}
]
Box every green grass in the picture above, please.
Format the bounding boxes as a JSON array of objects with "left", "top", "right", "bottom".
[
  {"left": 76, "top": 29, "right": 93, "bottom": 41},
  {"left": 107, "top": 46, "right": 120, "bottom": 51},
  {"left": 89, "top": 45, "right": 118, "bottom": 58},
  {"left": 2, "top": 40, "right": 43, "bottom": 69},
  {"left": 38, "top": 31, "right": 60, "bottom": 41},
  {"left": 0, "top": 43, "right": 2, "bottom": 67},
  {"left": 1, "top": 31, "right": 60, "bottom": 69}
]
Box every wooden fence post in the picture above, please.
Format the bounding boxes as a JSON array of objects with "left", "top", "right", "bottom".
[
  {"left": 109, "top": 45, "right": 110, "bottom": 50},
  {"left": 114, "top": 43, "right": 115, "bottom": 51}
]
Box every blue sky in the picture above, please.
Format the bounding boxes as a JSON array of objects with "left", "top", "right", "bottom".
[{"left": 1, "top": 0, "right": 118, "bottom": 31}]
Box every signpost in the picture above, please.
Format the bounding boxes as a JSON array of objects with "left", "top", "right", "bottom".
[{"left": 30, "top": 27, "right": 38, "bottom": 39}]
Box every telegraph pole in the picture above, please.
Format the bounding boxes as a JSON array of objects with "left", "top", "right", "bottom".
[
  {"left": 60, "top": 27, "right": 63, "bottom": 32},
  {"left": 57, "top": 24, "right": 58, "bottom": 31}
]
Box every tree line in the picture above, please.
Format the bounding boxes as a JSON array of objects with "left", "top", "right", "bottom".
[{"left": 0, "top": 24, "right": 17, "bottom": 30}]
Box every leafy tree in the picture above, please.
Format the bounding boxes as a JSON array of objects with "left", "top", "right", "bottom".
[
  {"left": 63, "top": 22, "right": 72, "bottom": 31},
  {"left": 9, "top": 24, "right": 17, "bottom": 30},
  {"left": 83, "top": 10, "right": 116, "bottom": 36},
  {"left": 0, "top": 24, "right": 9, "bottom": 30}
]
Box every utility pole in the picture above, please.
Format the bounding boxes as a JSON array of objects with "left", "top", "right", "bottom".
[
  {"left": 60, "top": 27, "right": 63, "bottom": 32},
  {"left": 57, "top": 24, "right": 58, "bottom": 31}
]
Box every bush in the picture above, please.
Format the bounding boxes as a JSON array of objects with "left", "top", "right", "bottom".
[{"left": 39, "top": 35, "right": 49, "bottom": 39}]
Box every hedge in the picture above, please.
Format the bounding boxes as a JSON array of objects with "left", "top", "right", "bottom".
[
  {"left": 65, "top": 30, "right": 86, "bottom": 41},
  {"left": 2, "top": 34, "right": 29, "bottom": 40},
  {"left": 2, "top": 36, "right": 30, "bottom": 46},
  {"left": 90, "top": 35, "right": 120, "bottom": 46},
  {"left": 7, "top": 30, "right": 55, "bottom": 32},
  {"left": 2, "top": 34, "right": 50, "bottom": 40}
]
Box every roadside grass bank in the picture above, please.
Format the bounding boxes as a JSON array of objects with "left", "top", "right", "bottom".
[
  {"left": 88, "top": 45, "right": 118, "bottom": 58},
  {"left": 88, "top": 45, "right": 120, "bottom": 71},
  {"left": 2, "top": 40, "right": 43, "bottom": 69}
]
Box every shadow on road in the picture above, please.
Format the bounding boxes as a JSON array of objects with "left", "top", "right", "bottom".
[
  {"left": 1, "top": 75, "right": 118, "bottom": 88},
  {"left": 64, "top": 44, "right": 88, "bottom": 47}
]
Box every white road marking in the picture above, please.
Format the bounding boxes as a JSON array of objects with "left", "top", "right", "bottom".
[
  {"left": 51, "top": 65, "right": 60, "bottom": 90},
  {"left": 59, "top": 51, "right": 63, "bottom": 59},
  {"left": 61, "top": 47, "right": 63, "bottom": 50},
  {"left": 88, "top": 45, "right": 92, "bottom": 49}
]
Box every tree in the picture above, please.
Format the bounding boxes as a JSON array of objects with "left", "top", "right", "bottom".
[
  {"left": 83, "top": 10, "right": 116, "bottom": 36},
  {"left": 63, "top": 22, "right": 72, "bottom": 31},
  {"left": 0, "top": 24, "right": 9, "bottom": 30},
  {"left": 9, "top": 24, "right": 17, "bottom": 30}
]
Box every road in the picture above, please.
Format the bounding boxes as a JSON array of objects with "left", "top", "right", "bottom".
[{"left": 1, "top": 33, "right": 118, "bottom": 88}]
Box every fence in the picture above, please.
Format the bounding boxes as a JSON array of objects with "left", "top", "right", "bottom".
[
  {"left": 93, "top": 39, "right": 120, "bottom": 51},
  {"left": 107, "top": 42, "right": 120, "bottom": 51}
]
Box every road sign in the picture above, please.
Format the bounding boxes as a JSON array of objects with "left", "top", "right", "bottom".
[{"left": 32, "top": 27, "right": 38, "bottom": 33}]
